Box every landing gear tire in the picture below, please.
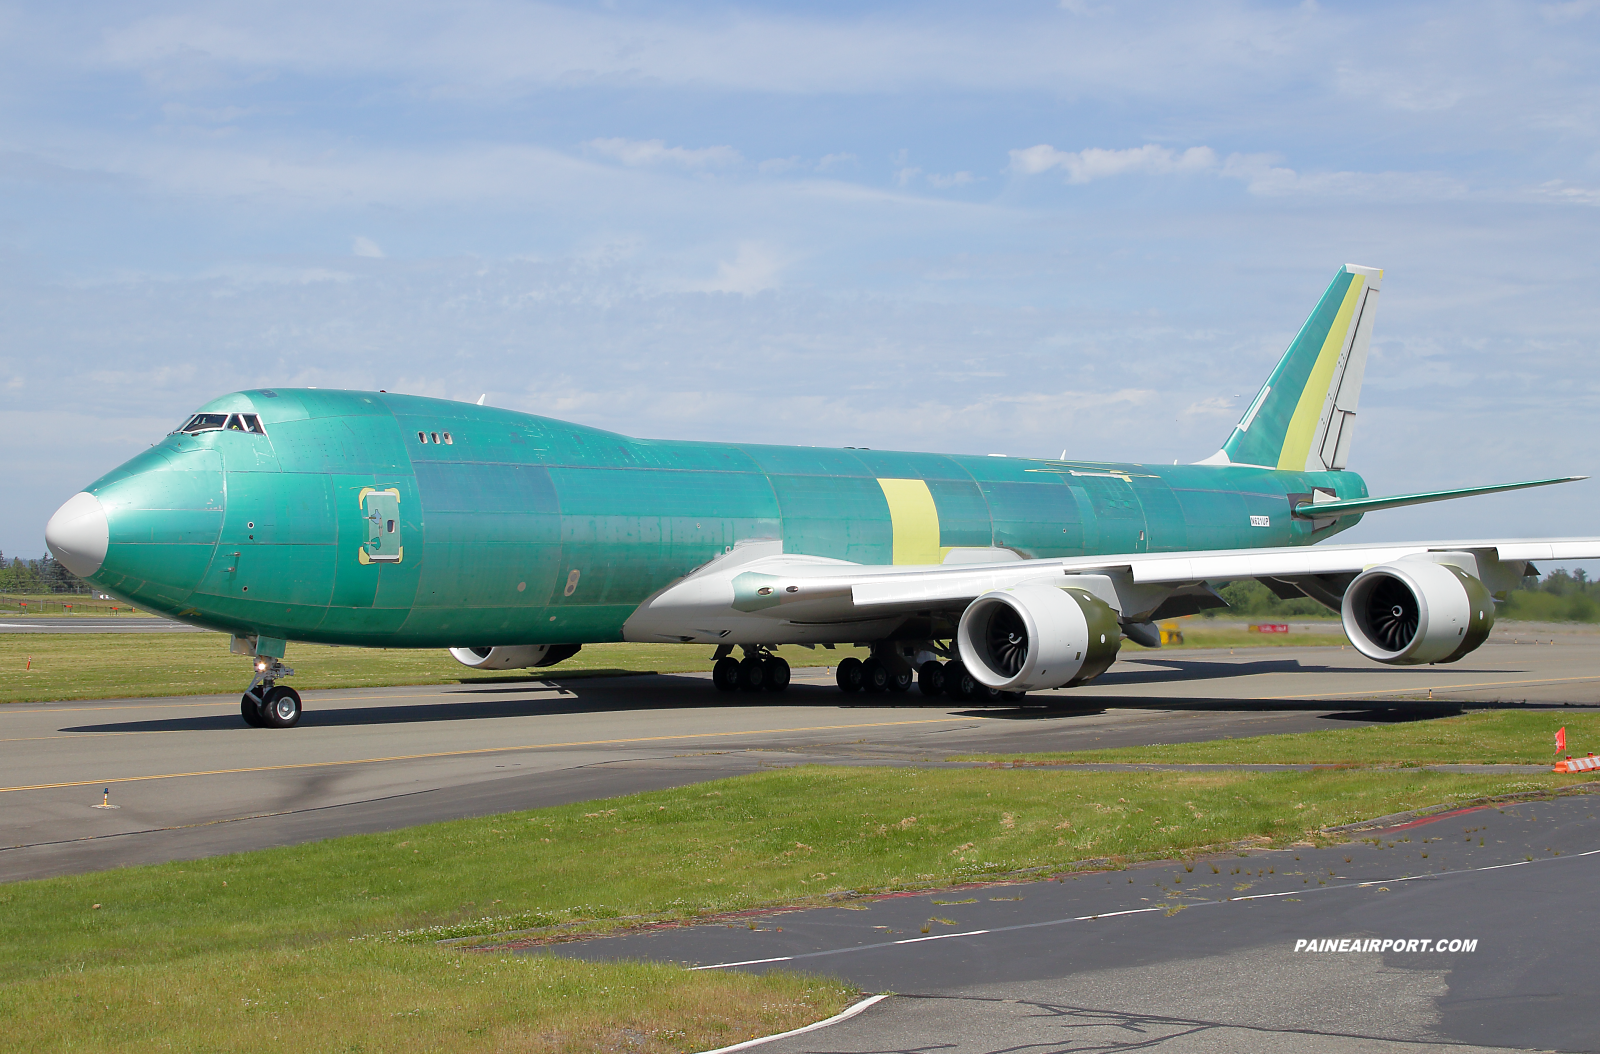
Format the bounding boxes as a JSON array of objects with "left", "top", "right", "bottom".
[
  {"left": 713, "top": 657, "right": 741, "bottom": 692},
  {"left": 260, "top": 685, "right": 302, "bottom": 729},
  {"left": 738, "top": 657, "right": 767, "bottom": 692},
  {"left": 240, "top": 693, "right": 266, "bottom": 727},
  {"left": 942, "top": 661, "right": 975, "bottom": 701},
  {"left": 763, "top": 656, "right": 791, "bottom": 692},
  {"left": 916, "top": 661, "right": 945, "bottom": 697},
  {"left": 860, "top": 657, "right": 890, "bottom": 693},
  {"left": 886, "top": 666, "right": 913, "bottom": 693},
  {"left": 836, "top": 657, "right": 864, "bottom": 693}
]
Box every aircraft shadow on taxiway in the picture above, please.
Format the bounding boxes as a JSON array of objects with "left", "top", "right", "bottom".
[
  {"left": 1096, "top": 656, "right": 1513, "bottom": 687},
  {"left": 58, "top": 673, "right": 1469, "bottom": 735}
]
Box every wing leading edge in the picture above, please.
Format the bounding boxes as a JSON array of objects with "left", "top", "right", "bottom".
[{"left": 623, "top": 536, "right": 1600, "bottom": 646}]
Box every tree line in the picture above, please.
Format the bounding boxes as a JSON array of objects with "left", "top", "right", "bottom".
[
  {"left": 0, "top": 552, "right": 91, "bottom": 595},
  {"left": 1204, "top": 567, "right": 1600, "bottom": 623},
  {"left": 2, "top": 545, "right": 1597, "bottom": 620}
]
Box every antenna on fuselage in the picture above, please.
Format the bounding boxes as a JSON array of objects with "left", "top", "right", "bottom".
[{"left": 477, "top": 394, "right": 486, "bottom": 405}]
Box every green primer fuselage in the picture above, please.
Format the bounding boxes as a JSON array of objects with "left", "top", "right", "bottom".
[{"left": 79, "top": 389, "right": 1365, "bottom": 647}]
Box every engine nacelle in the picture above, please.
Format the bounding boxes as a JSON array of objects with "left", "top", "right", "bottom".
[
  {"left": 1341, "top": 561, "right": 1494, "bottom": 665},
  {"left": 448, "top": 644, "right": 582, "bottom": 670},
  {"left": 957, "top": 584, "right": 1121, "bottom": 692}
]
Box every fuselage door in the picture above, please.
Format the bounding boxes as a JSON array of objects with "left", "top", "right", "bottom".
[{"left": 359, "top": 487, "right": 403, "bottom": 563}]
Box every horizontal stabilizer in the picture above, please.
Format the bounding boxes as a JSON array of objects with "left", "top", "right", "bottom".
[{"left": 1291, "top": 476, "right": 1586, "bottom": 519}]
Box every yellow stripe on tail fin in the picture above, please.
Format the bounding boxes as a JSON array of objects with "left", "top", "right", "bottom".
[{"left": 1199, "top": 264, "right": 1382, "bottom": 471}]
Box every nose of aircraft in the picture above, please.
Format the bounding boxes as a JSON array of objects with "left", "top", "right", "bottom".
[{"left": 45, "top": 492, "right": 110, "bottom": 578}]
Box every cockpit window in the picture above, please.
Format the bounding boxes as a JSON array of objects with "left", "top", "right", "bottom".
[
  {"left": 177, "top": 413, "right": 229, "bottom": 434},
  {"left": 175, "top": 412, "right": 267, "bottom": 436}
]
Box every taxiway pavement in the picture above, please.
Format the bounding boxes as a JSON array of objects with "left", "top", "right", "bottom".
[
  {"left": 553, "top": 792, "right": 1600, "bottom": 1053},
  {"left": 4, "top": 635, "right": 1598, "bottom": 882}
]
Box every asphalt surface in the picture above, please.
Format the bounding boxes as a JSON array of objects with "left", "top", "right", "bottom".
[
  {"left": 3, "top": 633, "right": 1598, "bottom": 883},
  {"left": 6, "top": 633, "right": 1599, "bottom": 1051},
  {"left": 553, "top": 792, "right": 1600, "bottom": 1053}
]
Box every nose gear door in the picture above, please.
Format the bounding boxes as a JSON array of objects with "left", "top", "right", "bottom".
[{"left": 358, "top": 487, "right": 403, "bottom": 564}]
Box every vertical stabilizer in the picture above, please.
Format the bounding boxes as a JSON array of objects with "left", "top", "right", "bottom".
[{"left": 1198, "top": 264, "right": 1382, "bottom": 471}]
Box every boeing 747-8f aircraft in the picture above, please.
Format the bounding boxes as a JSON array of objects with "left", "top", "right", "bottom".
[{"left": 44, "top": 265, "right": 1596, "bottom": 727}]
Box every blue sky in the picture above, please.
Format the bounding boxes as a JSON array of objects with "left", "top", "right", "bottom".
[{"left": 3, "top": 0, "right": 1599, "bottom": 566}]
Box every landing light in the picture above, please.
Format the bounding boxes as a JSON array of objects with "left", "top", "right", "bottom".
[{"left": 255, "top": 660, "right": 268, "bottom": 672}]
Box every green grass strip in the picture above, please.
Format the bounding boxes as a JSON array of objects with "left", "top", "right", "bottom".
[
  {"left": 1, "top": 765, "right": 1591, "bottom": 1052},
  {"left": 0, "top": 627, "right": 1354, "bottom": 706},
  {"left": 951, "top": 710, "right": 1600, "bottom": 767},
  {"left": 0, "top": 634, "right": 872, "bottom": 704}
]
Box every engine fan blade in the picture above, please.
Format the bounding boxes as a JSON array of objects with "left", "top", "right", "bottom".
[
  {"left": 987, "top": 606, "right": 1029, "bottom": 676},
  {"left": 1366, "top": 578, "right": 1419, "bottom": 650}
]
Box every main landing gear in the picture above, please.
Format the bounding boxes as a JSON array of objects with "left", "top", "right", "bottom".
[
  {"left": 833, "top": 655, "right": 913, "bottom": 694},
  {"left": 836, "top": 643, "right": 1020, "bottom": 702},
  {"left": 711, "top": 645, "right": 791, "bottom": 694},
  {"left": 241, "top": 656, "right": 302, "bottom": 728}
]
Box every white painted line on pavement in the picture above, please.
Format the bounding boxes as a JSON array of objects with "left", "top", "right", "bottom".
[
  {"left": 686, "top": 840, "right": 1600, "bottom": 971},
  {"left": 692, "top": 994, "right": 890, "bottom": 1053}
]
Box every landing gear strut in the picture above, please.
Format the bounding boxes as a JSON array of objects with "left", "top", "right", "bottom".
[
  {"left": 712, "top": 645, "right": 790, "bottom": 694},
  {"left": 241, "top": 656, "right": 302, "bottom": 728}
]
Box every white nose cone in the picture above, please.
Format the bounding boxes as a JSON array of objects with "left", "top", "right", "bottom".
[{"left": 45, "top": 492, "right": 109, "bottom": 578}]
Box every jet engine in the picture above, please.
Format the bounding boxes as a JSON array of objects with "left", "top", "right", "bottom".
[
  {"left": 1341, "top": 560, "right": 1494, "bottom": 665},
  {"left": 956, "top": 584, "right": 1121, "bottom": 692},
  {"left": 447, "top": 643, "right": 582, "bottom": 670}
]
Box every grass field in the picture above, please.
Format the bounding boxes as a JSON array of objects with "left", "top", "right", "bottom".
[
  {"left": 2, "top": 761, "right": 1589, "bottom": 1052},
  {"left": 0, "top": 625, "right": 1349, "bottom": 705},
  {"left": 0, "top": 634, "right": 871, "bottom": 705},
  {"left": 953, "top": 709, "right": 1600, "bottom": 767}
]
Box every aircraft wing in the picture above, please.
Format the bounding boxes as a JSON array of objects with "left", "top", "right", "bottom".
[
  {"left": 848, "top": 537, "right": 1600, "bottom": 609},
  {"left": 624, "top": 536, "right": 1600, "bottom": 645}
]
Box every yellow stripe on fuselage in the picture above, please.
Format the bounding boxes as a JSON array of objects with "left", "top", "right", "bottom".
[
  {"left": 877, "top": 478, "right": 942, "bottom": 565},
  {"left": 1277, "top": 274, "right": 1365, "bottom": 471}
]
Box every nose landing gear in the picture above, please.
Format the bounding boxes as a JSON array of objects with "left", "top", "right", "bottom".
[{"left": 241, "top": 656, "right": 302, "bottom": 728}]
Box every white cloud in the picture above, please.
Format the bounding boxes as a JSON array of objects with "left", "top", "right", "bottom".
[
  {"left": 352, "top": 235, "right": 384, "bottom": 258},
  {"left": 927, "top": 171, "right": 978, "bottom": 189},
  {"left": 1010, "top": 142, "right": 1469, "bottom": 201},
  {"left": 1009, "top": 144, "right": 1217, "bottom": 182},
  {"left": 584, "top": 138, "right": 740, "bottom": 169},
  {"left": 8, "top": 138, "right": 615, "bottom": 207},
  {"left": 1216, "top": 154, "right": 1469, "bottom": 199},
  {"left": 690, "top": 242, "right": 787, "bottom": 295},
  {"left": 1531, "top": 179, "right": 1600, "bottom": 205}
]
